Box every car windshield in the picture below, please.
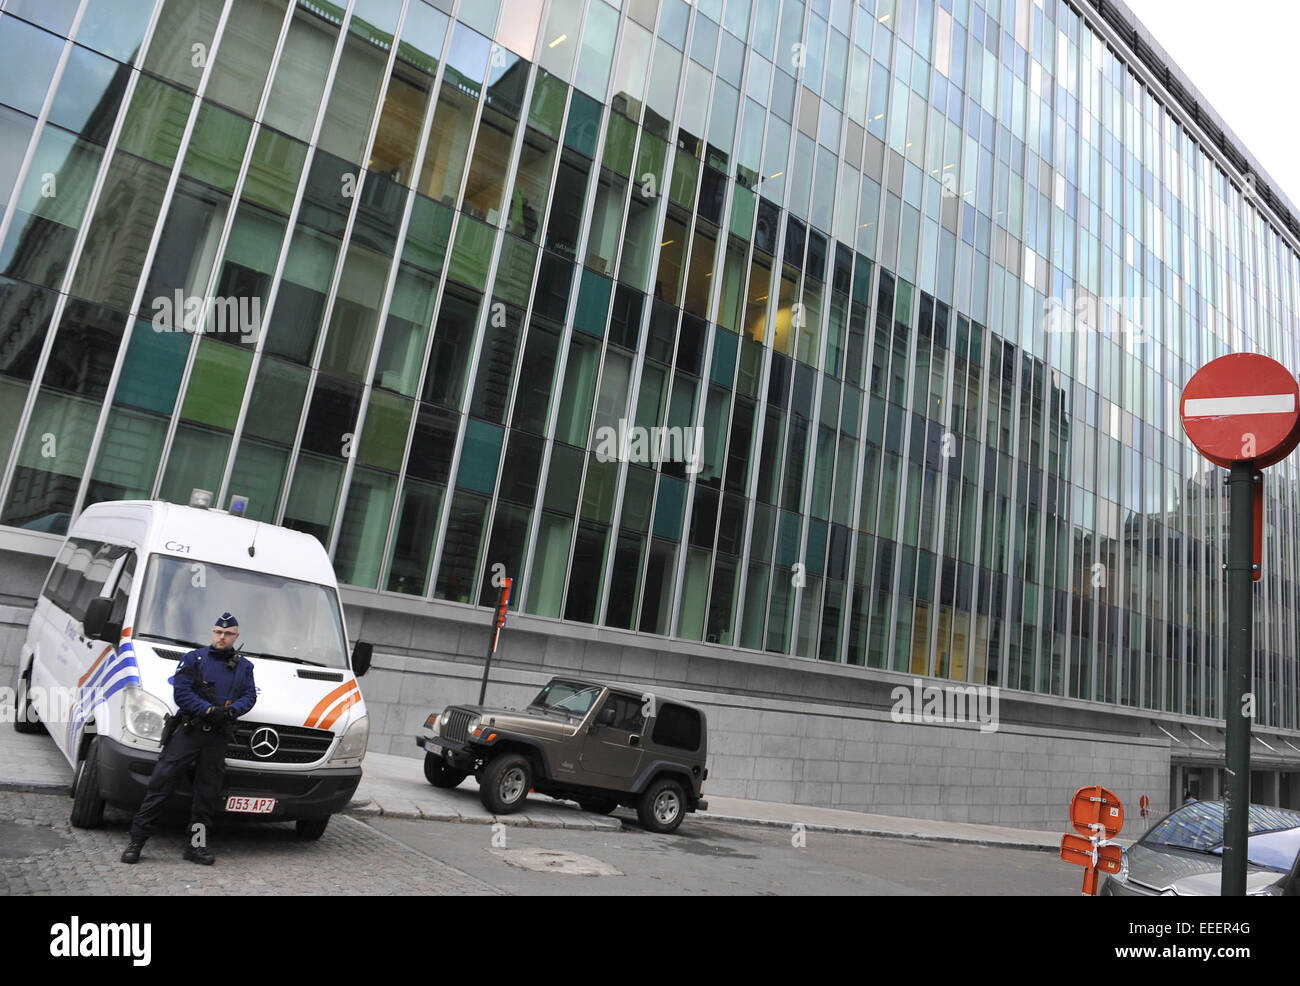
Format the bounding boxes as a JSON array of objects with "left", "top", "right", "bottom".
[
  {"left": 1145, "top": 801, "right": 1300, "bottom": 871},
  {"left": 530, "top": 680, "right": 603, "bottom": 716},
  {"left": 135, "top": 555, "right": 349, "bottom": 668}
]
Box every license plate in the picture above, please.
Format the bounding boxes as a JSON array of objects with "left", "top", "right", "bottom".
[{"left": 225, "top": 796, "right": 276, "bottom": 814}]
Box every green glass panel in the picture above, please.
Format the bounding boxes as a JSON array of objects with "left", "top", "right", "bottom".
[
  {"left": 456, "top": 419, "right": 504, "bottom": 494},
  {"left": 320, "top": 243, "right": 390, "bottom": 379},
  {"left": 180, "top": 339, "right": 252, "bottom": 429},
  {"left": 142, "top": 0, "right": 224, "bottom": 91},
  {"left": 669, "top": 150, "right": 699, "bottom": 209},
  {"left": 543, "top": 444, "right": 583, "bottom": 514},
  {"left": 493, "top": 235, "right": 538, "bottom": 308},
  {"left": 402, "top": 195, "right": 453, "bottom": 275},
  {"left": 115, "top": 320, "right": 191, "bottom": 415},
  {"left": 181, "top": 102, "right": 253, "bottom": 193},
  {"left": 243, "top": 128, "right": 308, "bottom": 215},
  {"left": 729, "top": 184, "right": 755, "bottom": 238},
  {"left": 87, "top": 406, "right": 166, "bottom": 504},
  {"left": 652, "top": 474, "right": 686, "bottom": 540},
  {"left": 205, "top": 0, "right": 286, "bottom": 117},
  {"left": 563, "top": 91, "right": 602, "bottom": 158},
  {"left": 527, "top": 70, "right": 568, "bottom": 138},
  {"left": 282, "top": 452, "right": 344, "bottom": 544},
  {"left": 244, "top": 357, "right": 309, "bottom": 444},
  {"left": 572, "top": 268, "right": 611, "bottom": 338},
  {"left": 446, "top": 216, "right": 495, "bottom": 291},
  {"left": 333, "top": 466, "right": 396, "bottom": 588},
  {"left": 357, "top": 390, "right": 411, "bottom": 471},
  {"left": 601, "top": 113, "right": 636, "bottom": 175},
  {"left": 227, "top": 438, "right": 288, "bottom": 521},
  {"left": 580, "top": 453, "right": 617, "bottom": 523},
  {"left": 158, "top": 422, "right": 231, "bottom": 505},
  {"left": 117, "top": 76, "right": 194, "bottom": 169}
]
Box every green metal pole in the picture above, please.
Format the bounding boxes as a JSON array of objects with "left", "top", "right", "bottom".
[{"left": 1222, "top": 462, "right": 1255, "bottom": 897}]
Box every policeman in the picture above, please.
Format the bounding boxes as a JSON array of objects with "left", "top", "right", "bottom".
[{"left": 121, "top": 612, "right": 257, "bottom": 865}]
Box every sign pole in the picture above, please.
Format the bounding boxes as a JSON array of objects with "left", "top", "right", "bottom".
[
  {"left": 1222, "top": 462, "right": 1256, "bottom": 897},
  {"left": 479, "top": 577, "right": 512, "bottom": 705}
]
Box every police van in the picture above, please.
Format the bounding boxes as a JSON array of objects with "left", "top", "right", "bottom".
[{"left": 11, "top": 497, "right": 372, "bottom": 839}]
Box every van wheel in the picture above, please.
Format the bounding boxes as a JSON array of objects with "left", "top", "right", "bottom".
[
  {"left": 637, "top": 777, "right": 686, "bottom": 834},
  {"left": 70, "top": 737, "right": 105, "bottom": 828},
  {"left": 13, "top": 670, "right": 43, "bottom": 735},
  {"left": 423, "top": 753, "right": 467, "bottom": 789},
  {"left": 295, "top": 817, "right": 329, "bottom": 840},
  {"left": 479, "top": 753, "right": 531, "bottom": 815}
]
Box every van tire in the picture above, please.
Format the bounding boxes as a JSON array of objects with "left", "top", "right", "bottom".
[
  {"left": 295, "top": 817, "right": 329, "bottom": 840},
  {"left": 636, "top": 776, "right": 686, "bottom": 834},
  {"left": 70, "top": 737, "right": 105, "bottom": 828},
  {"left": 480, "top": 753, "right": 531, "bottom": 815},
  {"left": 423, "top": 753, "right": 467, "bottom": 789},
  {"left": 13, "top": 669, "right": 43, "bottom": 735}
]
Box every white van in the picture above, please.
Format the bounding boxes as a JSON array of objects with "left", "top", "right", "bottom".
[{"left": 11, "top": 499, "right": 372, "bottom": 839}]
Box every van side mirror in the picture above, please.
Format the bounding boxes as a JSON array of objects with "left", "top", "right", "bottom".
[
  {"left": 351, "top": 641, "right": 373, "bottom": 677},
  {"left": 83, "top": 597, "right": 117, "bottom": 641}
]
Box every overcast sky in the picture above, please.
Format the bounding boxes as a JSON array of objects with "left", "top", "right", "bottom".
[{"left": 1123, "top": 0, "right": 1300, "bottom": 208}]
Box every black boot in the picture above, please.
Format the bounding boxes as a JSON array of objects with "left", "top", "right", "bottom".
[
  {"left": 183, "top": 844, "right": 215, "bottom": 865},
  {"left": 121, "top": 839, "right": 146, "bottom": 864}
]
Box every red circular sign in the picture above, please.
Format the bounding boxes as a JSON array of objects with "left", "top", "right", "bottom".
[{"left": 1180, "top": 354, "right": 1300, "bottom": 468}]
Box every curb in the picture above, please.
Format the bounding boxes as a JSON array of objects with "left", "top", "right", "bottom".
[
  {"left": 695, "top": 811, "right": 1061, "bottom": 853},
  {"left": 346, "top": 799, "right": 620, "bottom": 831},
  {"left": 0, "top": 780, "right": 70, "bottom": 795}
]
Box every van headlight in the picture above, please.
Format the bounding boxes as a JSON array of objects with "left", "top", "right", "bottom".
[
  {"left": 329, "top": 715, "right": 368, "bottom": 762},
  {"left": 123, "top": 687, "right": 169, "bottom": 745}
]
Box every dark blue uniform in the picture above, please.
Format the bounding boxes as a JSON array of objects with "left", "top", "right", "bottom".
[{"left": 129, "top": 646, "right": 257, "bottom": 842}]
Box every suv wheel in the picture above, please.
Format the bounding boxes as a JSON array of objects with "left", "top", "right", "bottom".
[
  {"left": 13, "top": 669, "right": 43, "bottom": 735},
  {"left": 480, "top": 753, "right": 532, "bottom": 815},
  {"left": 637, "top": 777, "right": 686, "bottom": 834},
  {"left": 423, "top": 753, "right": 467, "bottom": 789}
]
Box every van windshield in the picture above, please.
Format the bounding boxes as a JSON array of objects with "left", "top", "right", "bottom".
[{"left": 134, "top": 555, "right": 349, "bottom": 668}]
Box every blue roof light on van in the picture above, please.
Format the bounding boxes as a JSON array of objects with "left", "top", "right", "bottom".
[{"left": 229, "top": 495, "right": 249, "bottom": 517}]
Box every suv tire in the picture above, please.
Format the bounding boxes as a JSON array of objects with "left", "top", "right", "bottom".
[
  {"left": 70, "top": 737, "right": 106, "bottom": 829},
  {"left": 423, "top": 753, "right": 467, "bottom": 789},
  {"left": 480, "top": 753, "right": 531, "bottom": 815},
  {"left": 13, "top": 669, "right": 43, "bottom": 735},
  {"left": 637, "top": 776, "right": 686, "bottom": 834},
  {"left": 578, "top": 797, "right": 618, "bottom": 815}
]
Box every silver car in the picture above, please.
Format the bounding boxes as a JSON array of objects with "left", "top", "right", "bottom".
[{"left": 1102, "top": 800, "right": 1300, "bottom": 896}]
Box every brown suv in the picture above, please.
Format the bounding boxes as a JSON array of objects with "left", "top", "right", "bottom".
[{"left": 416, "top": 677, "right": 708, "bottom": 833}]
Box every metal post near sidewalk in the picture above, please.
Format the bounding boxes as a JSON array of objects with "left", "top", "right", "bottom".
[
  {"left": 478, "top": 577, "right": 512, "bottom": 705},
  {"left": 1222, "top": 462, "right": 1256, "bottom": 897}
]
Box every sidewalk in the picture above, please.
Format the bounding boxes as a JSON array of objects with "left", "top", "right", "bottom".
[{"left": 0, "top": 726, "right": 1065, "bottom": 850}]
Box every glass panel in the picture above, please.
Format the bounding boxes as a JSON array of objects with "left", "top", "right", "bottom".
[
  {"left": 264, "top": 2, "right": 340, "bottom": 142},
  {"left": 422, "top": 283, "right": 482, "bottom": 408},
  {"left": 537, "top": 0, "right": 583, "bottom": 79},
  {"left": 264, "top": 224, "right": 341, "bottom": 363},
  {"left": 417, "top": 82, "right": 479, "bottom": 205},
  {"left": 244, "top": 355, "right": 309, "bottom": 445},
  {"left": 112, "top": 318, "right": 189, "bottom": 414},
  {"left": 435, "top": 490, "right": 490, "bottom": 601},
  {"left": 384, "top": 477, "right": 445, "bottom": 594},
  {"left": 281, "top": 452, "right": 344, "bottom": 544},
  {"left": 317, "top": 15, "right": 394, "bottom": 165},
  {"left": 179, "top": 338, "right": 252, "bottom": 430},
  {"left": 180, "top": 101, "right": 253, "bottom": 193},
  {"left": 157, "top": 422, "right": 231, "bottom": 506},
  {"left": 497, "top": 0, "right": 545, "bottom": 57},
  {"left": 226, "top": 438, "right": 288, "bottom": 521},
  {"left": 356, "top": 388, "right": 412, "bottom": 471},
  {"left": 0, "top": 18, "right": 65, "bottom": 118},
  {"left": 142, "top": 0, "right": 224, "bottom": 92},
  {"left": 243, "top": 127, "right": 308, "bottom": 215},
  {"left": 75, "top": 0, "right": 154, "bottom": 63},
  {"left": 462, "top": 107, "right": 517, "bottom": 224},
  {"left": 374, "top": 264, "right": 438, "bottom": 396},
  {"left": 525, "top": 511, "right": 573, "bottom": 616},
  {"left": 507, "top": 128, "right": 556, "bottom": 243},
  {"left": 333, "top": 467, "right": 397, "bottom": 587},
  {"left": 85, "top": 406, "right": 167, "bottom": 505},
  {"left": 0, "top": 388, "right": 99, "bottom": 531},
  {"left": 117, "top": 75, "right": 193, "bottom": 168},
  {"left": 446, "top": 215, "right": 495, "bottom": 291},
  {"left": 469, "top": 300, "right": 525, "bottom": 422},
  {"left": 141, "top": 178, "right": 231, "bottom": 327},
  {"left": 205, "top": 0, "right": 287, "bottom": 117},
  {"left": 319, "top": 242, "right": 390, "bottom": 379},
  {"left": 456, "top": 419, "right": 504, "bottom": 493}
]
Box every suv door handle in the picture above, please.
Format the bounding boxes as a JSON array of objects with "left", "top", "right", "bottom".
[{"left": 629, "top": 735, "right": 640, "bottom": 746}]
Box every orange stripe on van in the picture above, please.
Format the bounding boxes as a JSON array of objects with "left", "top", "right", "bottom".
[
  {"left": 319, "top": 691, "right": 362, "bottom": 730},
  {"left": 121, "top": 627, "right": 131, "bottom": 638},
  {"left": 305, "top": 680, "right": 357, "bottom": 727},
  {"left": 77, "top": 648, "right": 114, "bottom": 688}
]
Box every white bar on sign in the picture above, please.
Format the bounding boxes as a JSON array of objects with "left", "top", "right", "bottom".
[{"left": 1184, "top": 394, "right": 1296, "bottom": 417}]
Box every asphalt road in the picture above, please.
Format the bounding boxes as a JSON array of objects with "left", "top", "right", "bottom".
[{"left": 0, "top": 790, "right": 1076, "bottom": 896}]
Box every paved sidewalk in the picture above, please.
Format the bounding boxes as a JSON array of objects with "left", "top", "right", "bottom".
[{"left": 0, "top": 724, "right": 1069, "bottom": 849}]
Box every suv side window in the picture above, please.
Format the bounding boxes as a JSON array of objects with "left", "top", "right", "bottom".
[
  {"left": 599, "top": 694, "right": 646, "bottom": 734},
  {"left": 651, "top": 703, "right": 701, "bottom": 750}
]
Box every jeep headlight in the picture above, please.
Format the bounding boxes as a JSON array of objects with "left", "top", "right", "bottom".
[
  {"left": 123, "top": 686, "right": 169, "bottom": 745},
  {"left": 330, "top": 714, "right": 369, "bottom": 762},
  {"left": 467, "top": 715, "right": 482, "bottom": 737}
]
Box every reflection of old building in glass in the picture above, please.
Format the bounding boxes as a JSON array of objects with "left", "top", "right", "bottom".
[{"left": 0, "top": 0, "right": 1297, "bottom": 823}]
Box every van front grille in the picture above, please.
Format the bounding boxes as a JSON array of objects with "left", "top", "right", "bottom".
[{"left": 226, "top": 721, "right": 335, "bottom": 764}]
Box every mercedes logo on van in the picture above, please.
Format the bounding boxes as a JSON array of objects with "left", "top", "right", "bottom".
[{"left": 250, "top": 727, "right": 280, "bottom": 759}]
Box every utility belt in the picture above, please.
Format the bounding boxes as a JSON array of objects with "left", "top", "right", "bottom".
[{"left": 160, "top": 707, "right": 235, "bottom": 746}]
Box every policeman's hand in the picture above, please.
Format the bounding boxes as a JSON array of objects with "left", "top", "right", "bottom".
[{"left": 224, "top": 707, "right": 237, "bottom": 722}]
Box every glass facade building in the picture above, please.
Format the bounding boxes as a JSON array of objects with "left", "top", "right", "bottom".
[{"left": 2, "top": 0, "right": 1299, "bottom": 744}]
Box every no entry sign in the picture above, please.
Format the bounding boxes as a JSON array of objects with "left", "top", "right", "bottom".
[{"left": 1180, "top": 353, "right": 1300, "bottom": 468}]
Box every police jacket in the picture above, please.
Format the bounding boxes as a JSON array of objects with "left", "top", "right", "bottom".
[{"left": 173, "top": 647, "right": 257, "bottom": 719}]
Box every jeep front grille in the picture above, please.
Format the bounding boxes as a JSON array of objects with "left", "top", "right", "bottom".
[
  {"left": 442, "top": 709, "right": 475, "bottom": 744},
  {"left": 226, "top": 721, "right": 335, "bottom": 764}
]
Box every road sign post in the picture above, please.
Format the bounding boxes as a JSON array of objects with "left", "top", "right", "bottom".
[
  {"left": 478, "top": 577, "right": 513, "bottom": 705},
  {"left": 1180, "top": 353, "right": 1300, "bottom": 896}
]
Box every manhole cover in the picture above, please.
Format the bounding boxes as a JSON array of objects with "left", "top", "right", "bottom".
[
  {"left": 489, "top": 848, "right": 622, "bottom": 876},
  {"left": 0, "top": 820, "right": 71, "bottom": 859}
]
